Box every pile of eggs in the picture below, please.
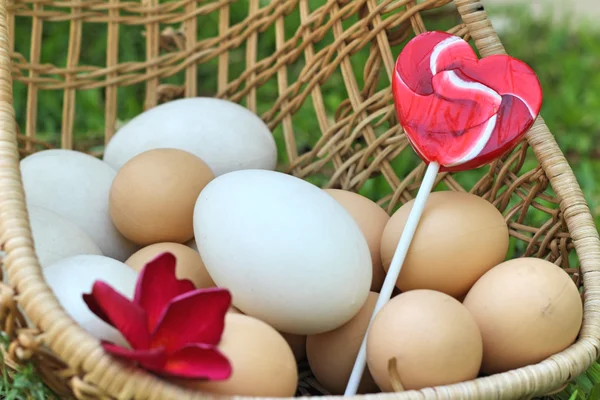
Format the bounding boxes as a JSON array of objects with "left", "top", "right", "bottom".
[{"left": 17, "top": 97, "right": 583, "bottom": 397}]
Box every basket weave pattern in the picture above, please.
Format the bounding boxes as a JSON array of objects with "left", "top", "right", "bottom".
[{"left": 1, "top": 0, "right": 600, "bottom": 398}]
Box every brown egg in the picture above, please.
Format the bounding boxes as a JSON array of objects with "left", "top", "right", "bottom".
[
  {"left": 176, "top": 313, "right": 298, "bottom": 397},
  {"left": 380, "top": 191, "right": 508, "bottom": 298},
  {"left": 109, "top": 148, "right": 214, "bottom": 245},
  {"left": 324, "top": 189, "right": 389, "bottom": 292},
  {"left": 125, "top": 242, "right": 215, "bottom": 288},
  {"left": 223, "top": 307, "right": 305, "bottom": 361},
  {"left": 280, "top": 332, "right": 307, "bottom": 362},
  {"left": 307, "top": 291, "right": 380, "bottom": 394},
  {"left": 366, "top": 289, "right": 482, "bottom": 391},
  {"left": 463, "top": 257, "right": 583, "bottom": 375}
]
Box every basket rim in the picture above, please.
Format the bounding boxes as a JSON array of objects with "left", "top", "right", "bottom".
[{"left": 2, "top": 0, "right": 600, "bottom": 398}]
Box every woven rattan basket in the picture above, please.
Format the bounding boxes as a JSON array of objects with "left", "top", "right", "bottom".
[{"left": 2, "top": 0, "right": 600, "bottom": 398}]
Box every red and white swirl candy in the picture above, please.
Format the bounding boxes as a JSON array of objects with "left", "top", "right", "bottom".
[{"left": 392, "top": 31, "right": 543, "bottom": 171}]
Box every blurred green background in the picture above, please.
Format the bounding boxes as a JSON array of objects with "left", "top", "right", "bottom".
[{"left": 6, "top": 1, "right": 600, "bottom": 399}]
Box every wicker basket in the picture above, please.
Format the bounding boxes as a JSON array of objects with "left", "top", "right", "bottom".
[{"left": 2, "top": 0, "right": 600, "bottom": 398}]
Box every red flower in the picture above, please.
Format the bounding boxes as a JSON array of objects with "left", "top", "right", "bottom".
[
  {"left": 82, "top": 252, "right": 232, "bottom": 380},
  {"left": 392, "top": 31, "right": 542, "bottom": 171}
]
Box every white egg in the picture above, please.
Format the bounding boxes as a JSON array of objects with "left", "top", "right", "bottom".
[
  {"left": 103, "top": 97, "right": 277, "bottom": 177},
  {"left": 193, "top": 169, "right": 372, "bottom": 335},
  {"left": 28, "top": 204, "right": 103, "bottom": 267},
  {"left": 43, "top": 254, "right": 139, "bottom": 346},
  {"left": 20, "top": 149, "right": 139, "bottom": 261}
]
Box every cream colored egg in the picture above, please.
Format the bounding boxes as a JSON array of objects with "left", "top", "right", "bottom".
[
  {"left": 125, "top": 242, "right": 215, "bottom": 288},
  {"left": 175, "top": 313, "right": 298, "bottom": 397},
  {"left": 366, "top": 290, "right": 482, "bottom": 391},
  {"left": 20, "top": 149, "right": 138, "bottom": 261},
  {"left": 28, "top": 204, "right": 103, "bottom": 268},
  {"left": 307, "top": 291, "right": 380, "bottom": 394},
  {"left": 103, "top": 97, "right": 277, "bottom": 177},
  {"left": 43, "top": 254, "right": 139, "bottom": 347},
  {"left": 194, "top": 169, "right": 372, "bottom": 335},
  {"left": 463, "top": 257, "right": 583, "bottom": 375},
  {"left": 220, "top": 306, "right": 306, "bottom": 361},
  {"left": 110, "top": 148, "right": 215, "bottom": 245},
  {"left": 380, "top": 191, "right": 509, "bottom": 298},
  {"left": 324, "top": 189, "right": 389, "bottom": 292}
]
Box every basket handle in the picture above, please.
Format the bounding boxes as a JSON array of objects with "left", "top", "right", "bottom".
[{"left": 454, "top": 0, "right": 508, "bottom": 56}]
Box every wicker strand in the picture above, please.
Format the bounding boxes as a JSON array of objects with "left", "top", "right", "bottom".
[
  {"left": 217, "top": 2, "right": 229, "bottom": 94},
  {"left": 143, "top": 0, "right": 159, "bottom": 110},
  {"left": 104, "top": 0, "right": 119, "bottom": 142},
  {"left": 24, "top": 0, "right": 41, "bottom": 152},
  {"left": 60, "top": 2, "right": 82, "bottom": 150},
  {"left": 245, "top": 0, "right": 258, "bottom": 113},
  {"left": 184, "top": 0, "right": 197, "bottom": 98}
]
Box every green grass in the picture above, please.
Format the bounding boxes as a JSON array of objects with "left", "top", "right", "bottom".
[
  {"left": 7, "top": 2, "right": 600, "bottom": 399},
  {"left": 0, "top": 363, "right": 56, "bottom": 400},
  {"left": 553, "top": 362, "right": 600, "bottom": 400},
  {"left": 0, "top": 333, "right": 58, "bottom": 399}
]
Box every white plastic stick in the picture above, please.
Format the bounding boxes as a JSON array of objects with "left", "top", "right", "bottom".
[{"left": 344, "top": 161, "right": 440, "bottom": 396}]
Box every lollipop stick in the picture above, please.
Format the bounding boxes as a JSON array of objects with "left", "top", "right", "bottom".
[{"left": 344, "top": 161, "right": 440, "bottom": 396}]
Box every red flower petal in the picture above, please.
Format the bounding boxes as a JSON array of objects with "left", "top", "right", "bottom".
[
  {"left": 150, "top": 288, "right": 231, "bottom": 352},
  {"left": 102, "top": 341, "right": 166, "bottom": 371},
  {"left": 87, "top": 281, "right": 151, "bottom": 350},
  {"left": 82, "top": 292, "right": 111, "bottom": 326},
  {"left": 134, "top": 252, "right": 196, "bottom": 332},
  {"left": 161, "top": 343, "right": 232, "bottom": 380},
  {"left": 396, "top": 31, "right": 476, "bottom": 95}
]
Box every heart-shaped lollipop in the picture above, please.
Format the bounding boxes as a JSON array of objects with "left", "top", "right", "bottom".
[
  {"left": 392, "top": 31, "right": 543, "bottom": 171},
  {"left": 345, "top": 31, "right": 544, "bottom": 396}
]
